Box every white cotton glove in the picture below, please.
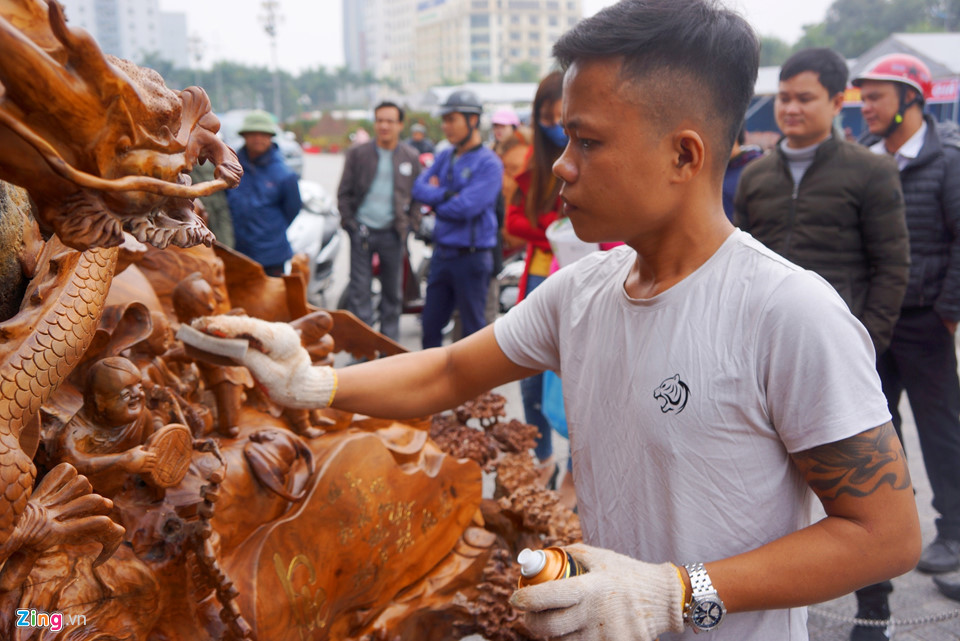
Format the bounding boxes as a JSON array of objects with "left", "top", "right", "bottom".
[
  {"left": 510, "top": 543, "right": 685, "bottom": 641},
  {"left": 191, "top": 315, "right": 337, "bottom": 410}
]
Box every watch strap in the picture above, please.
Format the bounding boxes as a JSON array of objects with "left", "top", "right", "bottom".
[{"left": 684, "top": 562, "right": 714, "bottom": 598}]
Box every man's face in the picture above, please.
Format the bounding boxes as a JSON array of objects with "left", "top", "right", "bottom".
[
  {"left": 242, "top": 132, "right": 274, "bottom": 159},
  {"left": 94, "top": 367, "right": 144, "bottom": 426},
  {"left": 441, "top": 112, "right": 471, "bottom": 143},
  {"left": 552, "top": 59, "right": 677, "bottom": 244},
  {"left": 858, "top": 80, "right": 902, "bottom": 137},
  {"left": 775, "top": 71, "right": 843, "bottom": 148},
  {"left": 374, "top": 106, "right": 403, "bottom": 148}
]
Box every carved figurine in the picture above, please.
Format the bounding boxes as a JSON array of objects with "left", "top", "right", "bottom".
[
  {"left": 171, "top": 272, "right": 253, "bottom": 437},
  {"left": 54, "top": 356, "right": 160, "bottom": 497},
  {"left": 136, "top": 311, "right": 181, "bottom": 388}
]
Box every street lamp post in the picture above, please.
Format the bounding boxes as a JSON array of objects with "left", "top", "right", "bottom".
[
  {"left": 188, "top": 33, "right": 205, "bottom": 88},
  {"left": 260, "top": 0, "right": 283, "bottom": 119}
]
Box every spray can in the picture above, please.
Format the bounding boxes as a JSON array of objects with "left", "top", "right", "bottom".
[{"left": 517, "top": 547, "right": 586, "bottom": 587}]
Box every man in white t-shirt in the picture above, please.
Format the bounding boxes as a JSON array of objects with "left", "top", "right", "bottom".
[{"left": 194, "top": 0, "right": 921, "bottom": 639}]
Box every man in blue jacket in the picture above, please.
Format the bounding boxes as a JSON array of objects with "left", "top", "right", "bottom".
[
  {"left": 413, "top": 90, "right": 503, "bottom": 348},
  {"left": 226, "top": 110, "right": 302, "bottom": 276}
]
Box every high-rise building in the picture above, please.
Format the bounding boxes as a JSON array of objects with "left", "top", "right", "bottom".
[
  {"left": 343, "top": 0, "right": 368, "bottom": 73},
  {"left": 345, "top": 0, "right": 582, "bottom": 94},
  {"left": 58, "top": 0, "right": 189, "bottom": 68}
]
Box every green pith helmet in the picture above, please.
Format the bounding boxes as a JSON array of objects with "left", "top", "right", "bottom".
[{"left": 239, "top": 110, "right": 277, "bottom": 136}]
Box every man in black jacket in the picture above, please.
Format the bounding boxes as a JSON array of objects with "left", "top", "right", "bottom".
[
  {"left": 854, "top": 53, "right": 960, "bottom": 621},
  {"left": 338, "top": 101, "right": 421, "bottom": 341},
  {"left": 734, "top": 49, "right": 908, "bottom": 357}
]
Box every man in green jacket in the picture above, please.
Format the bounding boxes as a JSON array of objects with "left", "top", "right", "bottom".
[{"left": 734, "top": 48, "right": 909, "bottom": 358}]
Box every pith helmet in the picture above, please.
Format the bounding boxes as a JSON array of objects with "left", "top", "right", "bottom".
[
  {"left": 239, "top": 110, "right": 278, "bottom": 136},
  {"left": 440, "top": 90, "right": 483, "bottom": 116}
]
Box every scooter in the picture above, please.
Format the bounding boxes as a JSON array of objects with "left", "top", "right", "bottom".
[
  {"left": 496, "top": 251, "right": 525, "bottom": 313},
  {"left": 287, "top": 179, "right": 342, "bottom": 307}
]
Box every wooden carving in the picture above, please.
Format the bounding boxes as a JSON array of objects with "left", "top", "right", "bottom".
[
  {"left": 0, "top": 2, "right": 580, "bottom": 640},
  {"left": 0, "top": 0, "right": 241, "bottom": 250}
]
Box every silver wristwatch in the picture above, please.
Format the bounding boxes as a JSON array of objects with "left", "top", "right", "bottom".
[{"left": 683, "top": 562, "right": 726, "bottom": 633}]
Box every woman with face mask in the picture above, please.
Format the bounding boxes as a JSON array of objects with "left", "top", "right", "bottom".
[{"left": 504, "top": 71, "right": 574, "bottom": 503}]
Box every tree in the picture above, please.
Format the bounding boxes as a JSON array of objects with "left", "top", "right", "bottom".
[
  {"left": 295, "top": 66, "right": 341, "bottom": 108},
  {"left": 503, "top": 61, "right": 541, "bottom": 83},
  {"left": 793, "top": 0, "right": 954, "bottom": 58},
  {"left": 759, "top": 36, "right": 792, "bottom": 66},
  {"left": 794, "top": 22, "right": 835, "bottom": 51},
  {"left": 137, "top": 51, "right": 191, "bottom": 89},
  {"left": 929, "top": 0, "right": 960, "bottom": 29}
]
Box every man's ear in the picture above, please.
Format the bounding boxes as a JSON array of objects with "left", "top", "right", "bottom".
[
  {"left": 670, "top": 129, "right": 705, "bottom": 183},
  {"left": 905, "top": 87, "right": 922, "bottom": 107},
  {"left": 830, "top": 91, "right": 845, "bottom": 115}
]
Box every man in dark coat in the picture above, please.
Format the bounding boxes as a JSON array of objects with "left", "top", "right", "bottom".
[
  {"left": 337, "top": 101, "right": 421, "bottom": 341},
  {"left": 721, "top": 126, "right": 762, "bottom": 221}
]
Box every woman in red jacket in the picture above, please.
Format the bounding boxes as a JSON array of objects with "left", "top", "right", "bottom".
[{"left": 505, "top": 71, "right": 566, "bottom": 483}]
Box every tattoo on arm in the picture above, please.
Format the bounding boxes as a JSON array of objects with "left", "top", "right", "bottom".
[{"left": 792, "top": 422, "right": 912, "bottom": 501}]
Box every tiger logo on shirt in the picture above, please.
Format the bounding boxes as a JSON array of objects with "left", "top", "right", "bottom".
[{"left": 654, "top": 374, "right": 690, "bottom": 414}]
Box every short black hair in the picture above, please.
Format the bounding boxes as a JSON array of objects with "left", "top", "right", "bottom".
[
  {"left": 780, "top": 48, "right": 848, "bottom": 96},
  {"left": 553, "top": 0, "right": 759, "bottom": 166},
  {"left": 374, "top": 101, "right": 404, "bottom": 123},
  {"left": 737, "top": 124, "right": 747, "bottom": 146}
]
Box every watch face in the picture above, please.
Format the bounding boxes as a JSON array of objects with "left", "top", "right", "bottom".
[{"left": 692, "top": 600, "right": 723, "bottom": 630}]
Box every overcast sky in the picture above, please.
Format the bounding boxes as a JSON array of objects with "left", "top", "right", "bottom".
[{"left": 158, "top": 0, "right": 835, "bottom": 74}]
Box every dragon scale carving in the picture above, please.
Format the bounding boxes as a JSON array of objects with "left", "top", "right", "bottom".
[{"left": 0, "top": 243, "right": 117, "bottom": 547}]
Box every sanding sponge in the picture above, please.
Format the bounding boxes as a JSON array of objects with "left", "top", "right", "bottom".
[{"left": 175, "top": 323, "right": 249, "bottom": 361}]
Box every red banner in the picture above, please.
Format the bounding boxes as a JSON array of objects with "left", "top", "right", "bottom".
[
  {"left": 930, "top": 79, "right": 960, "bottom": 103},
  {"left": 844, "top": 78, "right": 959, "bottom": 105}
]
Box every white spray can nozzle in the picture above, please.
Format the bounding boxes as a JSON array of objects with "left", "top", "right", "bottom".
[{"left": 518, "top": 548, "right": 547, "bottom": 578}]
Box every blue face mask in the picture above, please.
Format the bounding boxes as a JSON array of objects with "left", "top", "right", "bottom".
[{"left": 540, "top": 123, "right": 569, "bottom": 148}]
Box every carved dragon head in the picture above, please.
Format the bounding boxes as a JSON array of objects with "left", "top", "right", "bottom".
[{"left": 0, "top": 0, "right": 243, "bottom": 250}]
